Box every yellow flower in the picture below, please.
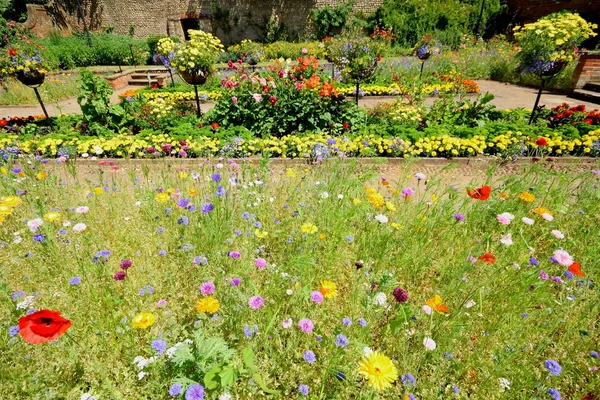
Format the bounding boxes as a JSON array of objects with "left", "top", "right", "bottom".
[
  {"left": 532, "top": 207, "right": 552, "bottom": 216},
  {"left": 285, "top": 168, "right": 297, "bottom": 178},
  {"left": 178, "top": 172, "right": 188, "bottom": 179},
  {"left": 319, "top": 280, "right": 338, "bottom": 298},
  {"left": 391, "top": 222, "right": 403, "bottom": 230},
  {"left": 301, "top": 223, "right": 318, "bottom": 234},
  {"left": 196, "top": 297, "right": 220, "bottom": 314},
  {"left": 0, "top": 196, "right": 22, "bottom": 207},
  {"left": 155, "top": 193, "right": 170, "bottom": 203},
  {"left": 518, "top": 192, "right": 536, "bottom": 202},
  {"left": 353, "top": 198, "right": 362, "bottom": 205},
  {"left": 36, "top": 171, "right": 48, "bottom": 180},
  {"left": 426, "top": 294, "right": 450, "bottom": 314},
  {"left": 385, "top": 201, "right": 396, "bottom": 212},
  {"left": 254, "top": 229, "right": 268, "bottom": 238},
  {"left": 132, "top": 312, "right": 156, "bottom": 329},
  {"left": 188, "top": 188, "right": 198, "bottom": 196},
  {"left": 319, "top": 233, "right": 326, "bottom": 240},
  {"left": 43, "top": 212, "right": 61, "bottom": 222},
  {"left": 358, "top": 351, "right": 398, "bottom": 390},
  {"left": 93, "top": 187, "right": 104, "bottom": 195}
]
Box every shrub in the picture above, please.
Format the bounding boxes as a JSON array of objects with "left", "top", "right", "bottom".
[{"left": 311, "top": 1, "right": 355, "bottom": 40}]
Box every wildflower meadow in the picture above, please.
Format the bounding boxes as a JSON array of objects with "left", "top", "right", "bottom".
[{"left": 1, "top": 158, "right": 599, "bottom": 399}]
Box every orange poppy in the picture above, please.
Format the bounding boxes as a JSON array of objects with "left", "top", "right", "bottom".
[
  {"left": 569, "top": 262, "right": 585, "bottom": 277},
  {"left": 467, "top": 185, "right": 491, "bottom": 200},
  {"left": 305, "top": 74, "right": 321, "bottom": 89},
  {"left": 19, "top": 310, "right": 72, "bottom": 344},
  {"left": 426, "top": 294, "right": 450, "bottom": 314},
  {"left": 478, "top": 253, "right": 496, "bottom": 264}
]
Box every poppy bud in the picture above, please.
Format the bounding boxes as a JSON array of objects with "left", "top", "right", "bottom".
[
  {"left": 392, "top": 287, "right": 408, "bottom": 303},
  {"left": 355, "top": 261, "right": 364, "bottom": 269}
]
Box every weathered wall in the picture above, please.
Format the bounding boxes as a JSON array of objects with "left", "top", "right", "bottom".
[
  {"left": 571, "top": 51, "right": 600, "bottom": 88},
  {"left": 53, "top": 0, "right": 382, "bottom": 44}
]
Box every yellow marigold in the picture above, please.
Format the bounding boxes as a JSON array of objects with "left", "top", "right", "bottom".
[
  {"left": 319, "top": 280, "right": 338, "bottom": 298},
  {"left": 532, "top": 207, "right": 552, "bottom": 216},
  {"left": 132, "top": 312, "right": 156, "bottom": 329},
  {"left": 188, "top": 188, "right": 198, "bottom": 196},
  {"left": 518, "top": 192, "right": 536, "bottom": 202},
  {"left": 36, "top": 171, "right": 48, "bottom": 180},
  {"left": 368, "top": 192, "right": 385, "bottom": 209},
  {"left": 301, "top": 223, "right": 318, "bottom": 234},
  {"left": 155, "top": 193, "right": 170, "bottom": 203},
  {"left": 0, "top": 196, "right": 22, "bottom": 207},
  {"left": 93, "top": 187, "right": 104, "bottom": 195},
  {"left": 43, "top": 212, "right": 60, "bottom": 222},
  {"left": 196, "top": 296, "right": 220, "bottom": 314},
  {"left": 358, "top": 351, "right": 398, "bottom": 390}
]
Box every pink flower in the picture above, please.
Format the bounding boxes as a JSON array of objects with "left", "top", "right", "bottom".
[
  {"left": 422, "top": 305, "right": 433, "bottom": 315},
  {"left": 297, "top": 318, "right": 314, "bottom": 333},
  {"left": 541, "top": 213, "right": 554, "bottom": 221},
  {"left": 496, "top": 212, "right": 515, "bottom": 225},
  {"left": 551, "top": 230, "right": 564, "bottom": 239},
  {"left": 200, "top": 281, "right": 215, "bottom": 296},
  {"left": 75, "top": 206, "right": 89, "bottom": 214},
  {"left": 228, "top": 251, "right": 241, "bottom": 259},
  {"left": 282, "top": 318, "right": 293, "bottom": 328},
  {"left": 252, "top": 93, "right": 262, "bottom": 102},
  {"left": 231, "top": 96, "right": 238, "bottom": 105},
  {"left": 310, "top": 291, "right": 324, "bottom": 303},
  {"left": 521, "top": 217, "right": 534, "bottom": 225},
  {"left": 301, "top": 47, "right": 308, "bottom": 54},
  {"left": 539, "top": 270, "right": 549, "bottom": 280},
  {"left": 248, "top": 295, "right": 265, "bottom": 310},
  {"left": 553, "top": 249, "right": 573, "bottom": 267},
  {"left": 401, "top": 187, "right": 414, "bottom": 198},
  {"left": 423, "top": 337, "right": 437, "bottom": 350},
  {"left": 156, "top": 299, "right": 168, "bottom": 308},
  {"left": 255, "top": 258, "right": 267, "bottom": 269},
  {"left": 295, "top": 82, "right": 303, "bottom": 90},
  {"left": 58, "top": 156, "right": 67, "bottom": 163},
  {"left": 591, "top": 170, "right": 600, "bottom": 175},
  {"left": 415, "top": 173, "right": 426, "bottom": 180}
]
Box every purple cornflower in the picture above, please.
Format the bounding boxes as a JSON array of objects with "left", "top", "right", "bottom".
[
  {"left": 177, "top": 198, "right": 190, "bottom": 208},
  {"left": 169, "top": 383, "right": 183, "bottom": 396},
  {"left": 8, "top": 325, "right": 19, "bottom": 337},
  {"left": 200, "top": 281, "right": 215, "bottom": 296},
  {"left": 551, "top": 276, "right": 564, "bottom": 284},
  {"left": 193, "top": 255, "right": 208, "bottom": 265},
  {"left": 228, "top": 251, "right": 241, "bottom": 259},
  {"left": 401, "top": 373, "right": 416, "bottom": 386},
  {"left": 298, "top": 318, "right": 314, "bottom": 333},
  {"left": 211, "top": 173, "right": 221, "bottom": 182},
  {"left": 303, "top": 350, "right": 316, "bottom": 364},
  {"left": 215, "top": 185, "right": 226, "bottom": 196},
  {"left": 342, "top": 317, "right": 352, "bottom": 326},
  {"left": 544, "top": 360, "right": 562, "bottom": 375},
  {"left": 231, "top": 277, "right": 241, "bottom": 286},
  {"left": 248, "top": 295, "right": 264, "bottom": 310},
  {"left": 298, "top": 385, "right": 309, "bottom": 396},
  {"left": 185, "top": 383, "right": 204, "bottom": 400},
  {"left": 453, "top": 213, "right": 465, "bottom": 221},
  {"left": 310, "top": 291, "right": 324, "bottom": 303},
  {"left": 335, "top": 334, "right": 349, "bottom": 347},
  {"left": 151, "top": 339, "right": 166, "bottom": 355},
  {"left": 201, "top": 203, "right": 214, "bottom": 213},
  {"left": 547, "top": 388, "right": 561, "bottom": 400},
  {"left": 358, "top": 318, "right": 367, "bottom": 327},
  {"left": 401, "top": 187, "right": 414, "bottom": 198},
  {"left": 69, "top": 276, "right": 81, "bottom": 285},
  {"left": 529, "top": 257, "right": 538, "bottom": 266}
]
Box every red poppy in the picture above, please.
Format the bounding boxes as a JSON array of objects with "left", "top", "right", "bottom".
[
  {"left": 0, "top": 119, "right": 7, "bottom": 127},
  {"left": 8, "top": 49, "right": 17, "bottom": 57},
  {"left": 211, "top": 122, "right": 219, "bottom": 130},
  {"left": 569, "top": 262, "right": 585, "bottom": 277},
  {"left": 19, "top": 310, "right": 72, "bottom": 344},
  {"left": 467, "top": 185, "right": 491, "bottom": 200},
  {"left": 478, "top": 253, "right": 496, "bottom": 264},
  {"left": 536, "top": 137, "right": 547, "bottom": 146}
]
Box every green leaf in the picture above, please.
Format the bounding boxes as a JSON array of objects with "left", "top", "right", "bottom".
[
  {"left": 204, "top": 365, "right": 221, "bottom": 390},
  {"left": 242, "top": 347, "right": 256, "bottom": 372},
  {"left": 252, "top": 372, "right": 280, "bottom": 394},
  {"left": 220, "top": 365, "right": 238, "bottom": 388}
]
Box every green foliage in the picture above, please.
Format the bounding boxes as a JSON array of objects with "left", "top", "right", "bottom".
[
  {"left": 76, "top": 69, "right": 126, "bottom": 132},
  {"left": 311, "top": 1, "right": 355, "bottom": 40}
]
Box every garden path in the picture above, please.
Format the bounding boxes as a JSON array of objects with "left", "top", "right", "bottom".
[{"left": 1, "top": 80, "right": 598, "bottom": 119}]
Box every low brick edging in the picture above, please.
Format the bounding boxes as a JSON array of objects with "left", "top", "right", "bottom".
[{"left": 571, "top": 51, "right": 600, "bottom": 90}]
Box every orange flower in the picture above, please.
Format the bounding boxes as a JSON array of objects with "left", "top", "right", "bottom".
[
  {"left": 518, "top": 192, "right": 535, "bottom": 202},
  {"left": 500, "top": 192, "right": 510, "bottom": 199},
  {"left": 426, "top": 294, "right": 450, "bottom": 314},
  {"left": 305, "top": 74, "right": 321, "bottom": 89},
  {"left": 478, "top": 253, "right": 496, "bottom": 264},
  {"left": 569, "top": 262, "right": 585, "bottom": 277},
  {"left": 318, "top": 82, "right": 338, "bottom": 97},
  {"left": 466, "top": 185, "right": 491, "bottom": 200}
]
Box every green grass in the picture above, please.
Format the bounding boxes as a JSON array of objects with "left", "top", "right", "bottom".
[
  {"left": 0, "top": 73, "right": 80, "bottom": 106},
  {"left": 0, "top": 159, "right": 599, "bottom": 399}
]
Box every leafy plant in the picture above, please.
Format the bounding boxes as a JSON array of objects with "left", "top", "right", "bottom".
[
  {"left": 76, "top": 69, "right": 126, "bottom": 132},
  {"left": 311, "top": 1, "right": 355, "bottom": 40}
]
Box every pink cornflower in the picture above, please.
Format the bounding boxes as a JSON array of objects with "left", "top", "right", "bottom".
[
  {"left": 401, "top": 187, "right": 414, "bottom": 199},
  {"left": 553, "top": 249, "right": 573, "bottom": 267},
  {"left": 496, "top": 212, "right": 515, "bottom": 225},
  {"left": 255, "top": 258, "right": 267, "bottom": 269},
  {"left": 310, "top": 291, "right": 324, "bottom": 303},
  {"left": 200, "top": 281, "right": 215, "bottom": 296},
  {"left": 415, "top": 173, "right": 426, "bottom": 181},
  {"left": 551, "top": 230, "right": 564, "bottom": 239},
  {"left": 156, "top": 299, "right": 168, "bottom": 308},
  {"left": 541, "top": 213, "right": 554, "bottom": 221},
  {"left": 228, "top": 251, "right": 241, "bottom": 259},
  {"left": 298, "top": 318, "right": 314, "bottom": 333},
  {"left": 282, "top": 318, "right": 293, "bottom": 328},
  {"left": 248, "top": 295, "right": 265, "bottom": 310},
  {"left": 521, "top": 217, "right": 534, "bottom": 225},
  {"left": 75, "top": 206, "right": 89, "bottom": 214}
]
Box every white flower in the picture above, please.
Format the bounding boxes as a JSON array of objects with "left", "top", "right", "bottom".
[
  {"left": 137, "top": 371, "right": 147, "bottom": 380},
  {"left": 422, "top": 305, "right": 433, "bottom": 315},
  {"left": 73, "top": 223, "right": 87, "bottom": 233},
  {"left": 216, "top": 163, "right": 224, "bottom": 169},
  {"left": 464, "top": 299, "right": 476, "bottom": 309},
  {"left": 499, "top": 377, "right": 511, "bottom": 390},
  {"left": 62, "top": 221, "right": 71, "bottom": 227},
  {"left": 374, "top": 214, "right": 388, "bottom": 224},
  {"left": 551, "top": 230, "right": 564, "bottom": 239},
  {"left": 521, "top": 217, "right": 534, "bottom": 225},
  {"left": 363, "top": 346, "right": 373, "bottom": 356},
  {"left": 13, "top": 235, "right": 22, "bottom": 244},
  {"left": 423, "top": 337, "right": 437, "bottom": 350},
  {"left": 415, "top": 172, "right": 426, "bottom": 180},
  {"left": 282, "top": 318, "right": 293, "bottom": 329},
  {"left": 219, "top": 393, "right": 233, "bottom": 400},
  {"left": 93, "top": 145, "right": 103, "bottom": 155},
  {"left": 286, "top": 289, "right": 293, "bottom": 295},
  {"left": 81, "top": 153, "right": 89, "bottom": 158},
  {"left": 373, "top": 292, "right": 388, "bottom": 306},
  {"left": 27, "top": 218, "right": 43, "bottom": 232},
  {"left": 337, "top": 194, "right": 344, "bottom": 199},
  {"left": 75, "top": 206, "right": 89, "bottom": 214},
  {"left": 541, "top": 213, "right": 554, "bottom": 221},
  {"left": 500, "top": 233, "right": 513, "bottom": 246},
  {"left": 80, "top": 394, "right": 97, "bottom": 400},
  {"left": 16, "top": 295, "right": 35, "bottom": 310},
  {"left": 135, "top": 201, "right": 142, "bottom": 207},
  {"left": 320, "top": 191, "right": 329, "bottom": 199}
]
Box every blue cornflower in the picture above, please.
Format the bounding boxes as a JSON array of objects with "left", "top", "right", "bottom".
[
  {"left": 335, "top": 334, "right": 349, "bottom": 347},
  {"left": 522, "top": 312, "right": 528, "bottom": 318},
  {"left": 547, "top": 388, "right": 561, "bottom": 400},
  {"left": 401, "top": 373, "right": 416, "bottom": 386},
  {"left": 303, "top": 350, "right": 316, "bottom": 364},
  {"left": 544, "top": 360, "right": 562, "bottom": 375},
  {"left": 243, "top": 325, "right": 253, "bottom": 338},
  {"left": 187, "top": 204, "right": 197, "bottom": 212},
  {"left": 157, "top": 227, "right": 165, "bottom": 233},
  {"left": 316, "top": 335, "right": 322, "bottom": 342},
  {"left": 298, "top": 385, "right": 309, "bottom": 396},
  {"left": 12, "top": 291, "right": 25, "bottom": 301},
  {"left": 165, "top": 208, "right": 173, "bottom": 214},
  {"left": 452, "top": 385, "right": 460, "bottom": 394},
  {"left": 342, "top": 317, "right": 352, "bottom": 326},
  {"left": 58, "top": 229, "right": 67, "bottom": 235},
  {"left": 242, "top": 211, "right": 250, "bottom": 220},
  {"left": 8, "top": 325, "right": 19, "bottom": 337},
  {"left": 177, "top": 215, "right": 189, "bottom": 225},
  {"left": 591, "top": 351, "right": 599, "bottom": 358},
  {"left": 335, "top": 370, "right": 346, "bottom": 381},
  {"left": 201, "top": 203, "right": 214, "bottom": 213},
  {"left": 185, "top": 383, "right": 204, "bottom": 400},
  {"left": 193, "top": 255, "right": 208, "bottom": 265},
  {"left": 158, "top": 249, "right": 167, "bottom": 256},
  {"left": 253, "top": 221, "right": 262, "bottom": 228},
  {"left": 177, "top": 198, "right": 190, "bottom": 208},
  {"left": 358, "top": 318, "right": 367, "bottom": 327},
  {"left": 215, "top": 185, "right": 226, "bottom": 196},
  {"left": 529, "top": 257, "right": 538, "bottom": 266},
  {"left": 168, "top": 383, "right": 183, "bottom": 396},
  {"left": 234, "top": 229, "right": 242, "bottom": 236},
  {"left": 96, "top": 249, "right": 111, "bottom": 258},
  {"left": 345, "top": 235, "right": 354, "bottom": 242},
  {"left": 69, "top": 276, "right": 81, "bottom": 285},
  {"left": 564, "top": 270, "right": 574, "bottom": 280},
  {"left": 211, "top": 173, "right": 221, "bottom": 182},
  {"left": 33, "top": 234, "right": 45, "bottom": 243},
  {"left": 151, "top": 339, "right": 167, "bottom": 355}
]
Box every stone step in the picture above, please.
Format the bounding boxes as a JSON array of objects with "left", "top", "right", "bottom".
[
  {"left": 582, "top": 82, "right": 600, "bottom": 92},
  {"left": 130, "top": 73, "right": 167, "bottom": 80},
  {"left": 569, "top": 89, "right": 600, "bottom": 105},
  {"left": 128, "top": 78, "right": 159, "bottom": 86}
]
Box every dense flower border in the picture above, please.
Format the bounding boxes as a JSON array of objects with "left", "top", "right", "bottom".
[{"left": 0, "top": 130, "right": 597, "bottom": 159}]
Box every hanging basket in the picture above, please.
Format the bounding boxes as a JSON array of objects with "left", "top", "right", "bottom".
[
  {"left": 539, "top": 61, "right": 568, "bottom": 78},
  {"left": 16, "top": 70, "right": 46, "bottom": 87},
  {"left": 416, "top": 51, "right": 431, "bottom": 61},
  {"left": 180, "top": 70, "right": 209, "bottom": 85}
]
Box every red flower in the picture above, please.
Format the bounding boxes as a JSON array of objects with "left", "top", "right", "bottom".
[
  {"left": 466, "top": 185, "right": 491, "bottom": 200},
  {"left": 269, "top": 96, "right": 277, "bottom": 105},
  {"left": 478, "top": 253, "right": 496, "bottom": 264},
  {"left": 536, "top": 137, "right": 547, "bottom": 146},
  {"left": 19, "top": 310, "right": 72, "bottom": 344},
  {"left": 0, "top": 119, "right": 7, "bottom": 127},
  {"left": 342, "top": 122, "right": 350, "bottom": 130},
  {"left": 211, "top": 122, "right": 219, "bottom": 130},
  {"left": 569, "top": 262, "right": 585, "bottom": 277},
  {"left": 8, "top": 49, "right": 17, "bottom": 57}
]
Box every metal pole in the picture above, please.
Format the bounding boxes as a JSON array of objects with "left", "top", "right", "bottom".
[
  {"left": 33, "top": 87, "right": 49, "bottom": 119},
  {"left": 194, "top": 84, "right": 202, "bottom": 118},
  {"left": 169, "top": 69, "right": 175, "bottom": 87},
  {"left": 419, "top": 60, "right": 425, "bottom": 80},
  {"left": 355, "top": 80, "right": 360, "bottom": 105},
  {"left": 475, "top": 0, "right": 486, "bottom": 41},
  {"left": 129, "top": 44, "right": 136, "bottom": 67},
  {"left": 528, "top": 79, "right": 545, "bottom": 125},
  {"left": 331, "top": 63, "right": 335, "bottom": 80},
  {"left": 75, "top": 0, "right": 93, "bottom": 47}
]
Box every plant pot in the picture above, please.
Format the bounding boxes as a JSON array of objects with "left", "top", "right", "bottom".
[
  {"left": 540, "top": 61, "right": 568, "bottom": 78},
  {"left": 180, "top": 70, "right": 209, "bottom": 85},
  {"left": 417, "top": 51, "right": 431, "bottom": 61},
  {"left": 16, "top": 70, "right": 45, "bottom": 87}
]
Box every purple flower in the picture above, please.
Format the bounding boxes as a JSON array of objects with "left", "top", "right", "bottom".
[
  {"left": 564, "top": 270, "right": 574, "bottom": 280},
  {"left": 342, "top": 317, "right": 352, "bottom": 326},
  {"left": 158, "top": 249, "right": 167, "bottom": 256},
  {"left": 201, "top": 203, "right": 214, "bottom": 213},
  {"left": 310, "top": 291, "right": 324, "bottom": 303},
  {"left": 392, "top": 287, "right": 408, "bottom": 303},
  {"left": 151, "top": 339, "right": 166, "bottom": 354},
  {"left": 521, "top": 312, "right": 528, "bottom": 318},
  {"left": 8, "top": 325, "right": 19, "bottom": 337},
  {"left": 453, "top": 213, "right": 465, "bottom": 221},
  {"left": 303, "top": 350, "right": 316, "bottom": 364},
  {"left": 452, "top": 385, "right": 460, "bottom": 394},
  {"left": 335, "top": 334, "right": 349, "bottom": 347},
  {"left": 544, "top": 359, "right": 562, "bottom": 375},
  {"left": 215, "top": 185, "right": 226, "bottom": 196},
  {"left": 211, "top": 173, "right": 221, "bottom": 182},
  {"left": 298, "top": 318, "right": 314, "bottom": 333},
  {"left": 33, "top": 234, "right": 45, "bottom": 243},
  {"left": 401, "top": 187, "right": 414, "bottom": 198},
  {"left": 177, "top": 198, "right": 190, "bottom": 208},
  {"left": 200, "top": 281, "right": 216, "bottom": 296},
  {"left": 113, "top": 271, "right": 127, "bottom": 281},
  {"left": 529, "top": 257, "right": 538, "bottom": 266},
  {"left": 69, "top": 276, "right": 81, "bottom": 285},
  {"left": 185, "top": 383, "right": 204, "bottom": 400},
  {"left": 298, "top": 385, "right": 309, "bottom": 396},
  {"left": 248, "top": 295, "right": 264, "bottom": 310},
  {"left": 193, "top": 255, "right": 208, "bottom": 265},
  {"left": 169, "top": 383, "right": 183, "bottom": 396},
  {"left": 539, "top": 270, "right": 549, "bottom": 280},
  {"left": 231, "top": 277, "right": 241, "bottom": 286},
  {"left": 358, "top": 318, "right": 367, "bottom": 327},
  {"left": 228, "top": 251, "right": 241, "bottom": 259},
  {"left": 591, "top": 351, "right": 599, "bottom": 358},
  {"left": 401, "top": 373, "right": 416, "bottom": 386},
  {"left": 178, "top": 215, "right": 189, "bottom": 225},
  {"left": 120, "top": 259, "right": 133, "bottom": 269},
  {"left": 551, "top": 276, "right": 564, "bottom": 284},
  {"left": 547, "top": 388, "right": 561, "bottom": 400},
  {"left": 255, "top": 258, "right": 267, "bottom": 269}
]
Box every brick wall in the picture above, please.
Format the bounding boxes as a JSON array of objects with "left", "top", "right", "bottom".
[
  {"left": 571, "top": 51, "right": 600, "bottom": 89},
  {"left": 57, "top": 0, "right": 382, "bottom": 44},
  {"left": 507, "top": 0, "right": 599, "bottom": 24}
]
